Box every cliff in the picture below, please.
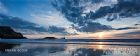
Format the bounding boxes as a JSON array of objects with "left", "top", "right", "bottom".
[{"left": 0, "top": 26, "right": 27, "bottom": 39}]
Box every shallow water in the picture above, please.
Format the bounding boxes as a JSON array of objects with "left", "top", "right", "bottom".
[{"left": 0, "top": 39, "right": 140, "bottom": 56}]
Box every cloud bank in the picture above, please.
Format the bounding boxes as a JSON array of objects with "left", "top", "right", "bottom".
[
  {"left": 0, "top": 13, "right": 47, "bottom": 34},
  {"left": 51, "top": 0, "right": 140, "bottom": 33},
  {"left": 0, "top": 0, "right": 140, "bottom": 36}
]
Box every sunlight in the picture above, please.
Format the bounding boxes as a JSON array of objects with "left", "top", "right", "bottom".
[
  {"left": 97, "top": 32, "right": 105, "bottom": 39},
  {"left": 98, "top": 42, "right": 104, "bottom": 49},
  {"left": 99, "top": 45, "right": 103, "bottom": 49},
  {"left": 99, "top": 32, "right": 104, "bottom": 39}
]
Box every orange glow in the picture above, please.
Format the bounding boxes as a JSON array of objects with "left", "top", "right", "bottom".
[
  {"left": 98, "top": 45, "right": 103, "bottom": 49},
  {"left": 97, "top": 32, "right": 105, "bottom": 39},
  {"left": 88, "top": 42, "right": 105, "bottom": 49},
  {"left": 24, "top": 29, "right": 140, "bottom": 39},
  {"left": 98, "top": 42, "right": 104, "bottom": 49}
]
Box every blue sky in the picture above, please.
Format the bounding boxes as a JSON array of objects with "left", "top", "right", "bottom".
[
  {"left": 0, "top": 0, "right": 140, "bottom": 38},
  {"left": 1, "top": 0, "right": 50, "bottom": 19},
  {"left": 0, "top": 0, "right": 73, "bottom": 27}
]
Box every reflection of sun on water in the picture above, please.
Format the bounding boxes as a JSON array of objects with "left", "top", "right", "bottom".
[
  {"left": 98, "top": 42, "right": 104, "bottom": 49},
  {"left": 89, "top": 42, "right": 105, "bottom": 49},
  {"left": 99, "top": 45, "right": 103, "bottom": 49}
]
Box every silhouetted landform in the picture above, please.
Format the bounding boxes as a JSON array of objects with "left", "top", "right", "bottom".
[
  {"left": 0, "top": 26, "right": 27, "bottom": 39},
  {"left": 43, "top": 37, "right": 66, "bottom": 40},
  {"left": 43, "top": 37, "right": 57, "bottom": 39},
  {"left": 0, "top": 43, "right": 19, "bottom": 52}
]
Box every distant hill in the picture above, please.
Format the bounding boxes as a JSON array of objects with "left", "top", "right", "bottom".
[
  {"left": 43, "top": 37, "right": 57, "bottom": 39},
  {"left": 0, "top": 26, "right": 27, "bottom": 39}
]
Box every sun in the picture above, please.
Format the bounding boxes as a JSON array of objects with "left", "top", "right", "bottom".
[{"left": 98, "top": 32, "right": 104, "bottom": 39}]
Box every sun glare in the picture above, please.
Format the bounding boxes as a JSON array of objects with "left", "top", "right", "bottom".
[
  {"left": 98, "top": 32, "right": 104, "bottom": 39},
  {"left": 98, "top": 42, "right": 104, "bottom": 49}
]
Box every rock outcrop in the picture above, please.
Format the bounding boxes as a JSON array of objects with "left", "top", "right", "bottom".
[
  {"left": 0, "top": 26, "right": 27, "bottom": 39},
  {"left": 43, "top": 37, "right": 57, "bottom": 39}
]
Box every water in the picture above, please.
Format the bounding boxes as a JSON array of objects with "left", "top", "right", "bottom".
[{"left": 0, "top": 39, "right": 140, "bottom": 56}]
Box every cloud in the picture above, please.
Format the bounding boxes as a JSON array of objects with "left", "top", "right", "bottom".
[
  {"left": 30, "top": 10, "right": 73, "bottom": 28},
  {"left": 114, "top": 30, "right": 140, "bottom": 38},
  {"left": 51, "top": 0, "right": 116, "bottom": 33},
  {"left": 83, "top": 0, "right": 118, "bottom": 13},
  {"left": 88, "top": 0, "right": 140, "bottom": 21},
  {"left": 0, "top": 1, "right": 7, "bottom": 13},
  {"left": 125, "top": 31, "right": 140, "bottom": 35},
  {"left": 0, "top": 13, "right": 47, "bottom": 34},
  {"left": 30, "top": 8, "right": 76, "bottom": 34},
  {"left": 51, "top": 0, "right": 118, "bottom": 23},
  {"left": 50, "top": 0, "right": 140, "bottom": 33},
  {"left": 0, "top": 13, "right": 72, "bottom": 35},
  {"left": 134, "top": 21, "right": 140, "bottom": 26},
  {"left": 47, "top": 26, "right": 67, "bottom": 34},
  {"left": 134, "top": 24, "right": 140, "bottom": 26},
  {"left": 1, "top": 0, "right": 139, "bottom": 35},
  {"left": 115, "top": 27, "right": 138, "bottom": 30},
  {"left": 78, "top": 22, "right": 113, "bottom": 32},
  {"left": 52, "top": 0, "right": 140, "bottom": 22}
]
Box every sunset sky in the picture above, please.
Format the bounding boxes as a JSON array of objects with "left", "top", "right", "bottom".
[{"left": 0, "top": 0, "right": 140, "bottom": 39}]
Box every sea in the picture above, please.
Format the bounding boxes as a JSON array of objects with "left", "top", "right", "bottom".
[{"left": 0, "top": 39, "right": 139, "bottom": 56}]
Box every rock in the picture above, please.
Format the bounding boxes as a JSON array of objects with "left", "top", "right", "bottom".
[
  {"left": 43, "top": 37, "right": 57, "bottom": 39},
  {"left": 0, "top": 26, "right": 27, "bottom": 39}
]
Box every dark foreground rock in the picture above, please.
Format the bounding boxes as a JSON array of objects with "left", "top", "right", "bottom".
[{"left": 0, "top": 26, "right": 27, "bottom": 39}]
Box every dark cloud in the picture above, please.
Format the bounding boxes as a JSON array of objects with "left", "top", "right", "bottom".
[
  {"left": 134, "top": 24, "right": 140, "bottom": 26},
  {"left": 47, "top": 26, "right": 67, "bottom": 34},
  {"left": 51, "top": 0, "right": 105, "bottom": 24},
  {"left": 77, "top": 22, "right": 113, "bottom": 32},
  {"left": 134, "top": 21, "right": 140, "bottom": 26},
  {"left": 115, "top": 27, "right": 138, "bottom": 30},
  {"left": 0, "top": 13, "right": 69, "bottom": 34},
  {"left": 93, "top": 0, "right": 104, "bottom": 3},
  {"left": 0, "top": 13, "right": 47, "bottom": 33},
  {"left": 87, "top": 0, "right": 140, "bottom": 21},
  {"left": 125, "top": 31, "right": 140, "bottom": 35},
  {"left": 51, "top": 0, "right": 114, "bottom": 32},
  {"left": 51, "top": 0, "right": 140, "bottom": 33},
  {"left": 52, "top": 0, "right": 140, "bottom": 22},
  {"left": 115, "top": 31, "right": 140, "bottom": 38}
]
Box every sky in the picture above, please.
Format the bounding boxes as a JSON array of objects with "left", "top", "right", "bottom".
[{"left": 0, "top": 0, "right": 140, "bottom": 39}]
